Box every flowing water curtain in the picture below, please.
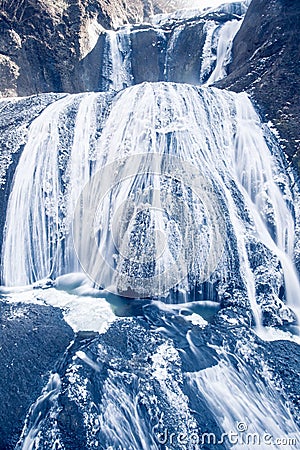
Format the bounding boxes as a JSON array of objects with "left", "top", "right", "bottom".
[
  {"left": 204, "top": 18, "right": 243, "bottom": 85},
  {"left": 75, "top": 83, "right": 251, "bottom": 306},
  {"left": 72, "top": 153, "right": 226, "bottom": 298},
  {"left": 1, "top": 92, "right": 111, "bottom": 286},
  {"left": 188, "top": 355, "right": 299, "bottom": 448},
  {"left": 1, "top": 95, "right": 77, "bottom": 286},
  {"left": 101, "top": 29, "right": 133, "bottom": 92},
  {"left": 233, "top": 94, "right": 300, "bottom": 321},
  {"left": 2, "top": 83, "right": 299, "bottom": 330}
]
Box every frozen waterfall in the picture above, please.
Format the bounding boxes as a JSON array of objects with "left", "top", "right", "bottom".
[
  {"left": 85, "top": 3, "right": 246, "bottom": 92},
  {"left": 2, "top": 82, "right": 299, "bottom": 332}
]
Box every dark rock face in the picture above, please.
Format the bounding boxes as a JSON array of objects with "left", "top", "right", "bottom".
[
  {"left": 165, "top": 22, "right": 206, "bottom": 84},
  {"left": 131, "top": 28, "right": 167, "bottom": 83},
  {"left": 218, "top": 0, "right": 300, "bottom": 175},
  {"left": 0, "top": 1, "right": 79, "bottom": 96},
  {"left": 0, "top": 0, "right": 184, "bottom": 97},
  {"left": 0, "top": 301, "right": 74, "bottom": 449},
  {"left": 79, "top": 33, "right": 106, "bottom": 92},
  {"left": 264, "top": 340, "right": 300, "bottom": 424}
]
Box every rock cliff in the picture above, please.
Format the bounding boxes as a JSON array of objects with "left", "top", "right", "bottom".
[
  {"left": 0, "top": 0, "right": 184, "bottom": 96},
  {"left": 217, "top": 0, "right": 300, "bottom": 175}
]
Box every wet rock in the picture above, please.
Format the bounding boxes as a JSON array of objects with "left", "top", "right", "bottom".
[
  {"left": 8, "top": 300, "right": 300, "bottom": 449},
  {"left": 260, "top": 295, "right": 297, "bottom": 328},
  {"left": 218, "top": 0, "right": 300, "bottom": 176},
  {"left": 264, "top": 340, "right": 300, "bottom": 426},
  {"left": 131, "top": 28, "right": 168, "bottom": 83},
  {"left": 0, "top": 301, "right": 74, "bottom": 449},
  {"left": 166, "top": 22, "right": 206, "bottom": 84},
  {"left": 17, "top": 315, "right": 223, "bottom": 449}
]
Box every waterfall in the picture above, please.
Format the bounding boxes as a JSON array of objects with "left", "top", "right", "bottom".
[
  {"left": 92, "top": 4, "right": 246, "bottom": 93},
  {"left": 101, "top": 29, "right": 132, "bottom": 92},
  {"left": 1, "top": 2, "right": 299, "bottom": 448},
  {"left": 188, "top": 357, "right": 299, "bottom": 448},
  {"left": 2, "top": 82, "right": 299, "bottom": 331},
  {"left": 1, "top": 92, "right": 109, "bottom": 286},
  {"left": 205, "top": 19, "right": 242, "bottom": 85}
]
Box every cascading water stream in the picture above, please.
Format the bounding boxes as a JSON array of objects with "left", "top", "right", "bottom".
[
  {"left": 1, "top": 94, "right": 75, "bottom": 286},
  {"left": 16, "top": 373, "right": 61, "bottom": 450},
  {"left": 233, "top": 99, "right": 300, "bottom": 326},
  {"left": 188, "top": 356, "right": 299, "bottom": 448},
  {"left": 205, "top": 19, "right": 242, "bottom": 85},
  {"left": 102, "top": 29, "right": 132, "bottom": 92},
  {"left": 1, "top": 93, "right": 105, "bottom": 286}
]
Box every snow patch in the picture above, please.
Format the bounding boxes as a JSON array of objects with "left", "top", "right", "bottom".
[{"left": 1, "top": 286, "right": 116, "bottom": 333}]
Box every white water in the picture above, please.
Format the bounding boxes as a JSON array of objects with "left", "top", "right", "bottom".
[
  {"left": 1, "top": 93, "right": 100, "bottom": 285},
  {"left": 2, "top": 94, "right": 76, "bottom": 286},
  {"left": 17, "top": 373, "right": 61, "bottom": 450},
  {"left": 189, "top": 358, "right": 299, "bottom": 448},
  {"left": 199, "top": 17, "right": 242, "bottom": 85},
  {"left": 205, "top": 19, "right": 242, "bottom": 85},
  {"left": 233, "top": 99, "right": 300, "bottom": 326},
  {"left": 2, "top": 82, "right": 299, "bottom": 330},
  {"left": 103, "top": 29, "right": 132, "bottom": 92}
]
